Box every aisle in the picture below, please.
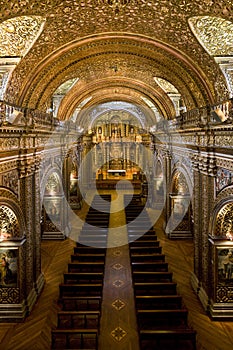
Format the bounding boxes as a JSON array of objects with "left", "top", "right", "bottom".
[{"left": 99, "top": 191, "right": 140, "bottom": 350}]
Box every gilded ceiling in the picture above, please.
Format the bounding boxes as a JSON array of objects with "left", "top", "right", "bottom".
[
  {"left": 188, "top": 16, "right": 233, "bottom": 56},
  {"left": 0, "top": 15, "right": 45, "bottom": 57},
  {"left": 0, "top": 0, "right": 233, "bottom": 119}
]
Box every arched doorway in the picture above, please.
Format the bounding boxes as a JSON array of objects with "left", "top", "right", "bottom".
[
  {"left": 41, "top": 171, "right": 67, "bottom": 240},
  {"left": 167, "top": 169, "right": 193, "bottom": 239}
]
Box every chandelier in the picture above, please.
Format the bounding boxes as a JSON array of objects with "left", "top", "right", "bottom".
[{"left": 98, "top": 0, "right": 131, "bottom": 15}]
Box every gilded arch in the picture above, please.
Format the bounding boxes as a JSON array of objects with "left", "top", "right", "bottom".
[
  {"left": 0, "top": 188, "right": 26, "bottom": 239},
  {"left": 209, "top": 185, "right": 233, "bottom": 238},
  {"left": 13, "top": 34, "right": 215, "bottom": 111}
]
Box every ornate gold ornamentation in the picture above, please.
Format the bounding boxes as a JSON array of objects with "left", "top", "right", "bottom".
[
  {"left": 172, "top": 171, "right": 189, "bottom": 194},
  {"left": 0, "top": 16, "right": 45, "bottom": 57},
  {"left": 2, "top": 170, "right": 19, "bottom": 195},
  {"left": 189, "top": 16, "right": 233, "bottom": 56},
  {"left": 112, "top": 298, "right": 126, "bottom": 311},
  {"left": 154, "top": 77, "right": 179, "bottom": 94},
  {"left": 0, "top": 137, "right": 19, "bottom": 151},
  {"left": 98, "top": 0, "right": 133, "bottom": 16},
  {"left": 216, "top": 285, "right": 233, "bottom": 303},
  {"left": 112, "top": 249, "right": 122, "bottom": 256},
  {"left": 0, "top": 2, "right": 230, "bottom": 104},
  {"left": 0, "top": 287, "right": 20, "bottom": 303},
  {"left": 112, "top": 279, "right": 124, "bottom": 288},
  {"left": 214, "top": 202, "right": 233, "bottom": 240},
  {"left": 111, "top": 326, "right": 127, "bottom": 342},
  {"left": 0, "top": 205, "right": 20, "bottom": 240},
  {"left": 112, "top": 263, "right": 124, "bottom": 270}
]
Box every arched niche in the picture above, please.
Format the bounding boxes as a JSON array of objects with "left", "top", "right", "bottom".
[
  {"left": 152, "top": 158, "right": 165, "bottom": 210},
  {"left": 171, "top": 171, "right": 190, "bottom": 195},
  {"left": 69, "top": 159, "right": 83, "bottom": 210},
  {"left": 209, "top": 184, "right": 233, "bottom": 239},
  {"left": 40, "top": 169, "right": 67, "bottom": 240},
  {"left": 168, "top": 169, "right": 193, "bottom": 239},
  {"left": 211, "top": 200, "right": 233, "bottom": 240},
  {"left": 207, "top": 186, "right": 233, "bottom": 319},
  {"left": 0, "top": 188, "right": 28, "bottom": 321},
  {"left": 0, "top": 205, "right": 20, "bottom": 241},
  {"left": 0, "top": 188, "right": 26, "bottom": 240}
]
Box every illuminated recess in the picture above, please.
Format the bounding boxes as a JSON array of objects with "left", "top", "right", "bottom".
[{"left": 0, "top": 205, "right": 19, "bottom": 240}]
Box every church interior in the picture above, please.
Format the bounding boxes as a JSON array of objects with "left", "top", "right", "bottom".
[{"left": 0, "top": 0, "right": 233, "bottom": 349}]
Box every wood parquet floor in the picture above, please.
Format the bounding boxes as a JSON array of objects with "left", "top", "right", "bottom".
[{"left": 0, "top": 190, "right": 233, "bottom": 350}]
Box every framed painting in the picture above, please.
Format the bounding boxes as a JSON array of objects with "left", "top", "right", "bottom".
[
  {"left": 0, "top": 248, "right": 18, "bottom": 287},
  {"left": 217, "top": 247, "right": 233, "bottom": 287}
]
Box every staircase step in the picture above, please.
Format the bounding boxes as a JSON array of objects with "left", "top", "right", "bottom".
[
  {"left": 57, "top": 311, "right": 100, "bottom": 329},
  {"left": 64, "top": 272, "right": 104, "bottom": 284},
  {"left": 74, "top": 247, "right": 106, "bottom": 255},
  {"left": 71, "top": 254, "right": 105, "bottom": 262},
  {"left": 139, "top": 329, "right": 196, "bottom": 350},
  {"left": 135, "top": 295, "right": 183, "bottom": 310},
  {"left": 68, "top": 262, "right": 105, "bottom": 273},
  {"left": 51, "top": 329, "right": 98, "bottom": 350},
  {"left": 130, "top": 240, "right": 160, "bottom": 247},
  {"left": 59, "top": 283, "right": 103, "bottom": 297},
  {"left": 130, "top": 254, "right": 165, "bottom": 262},
  {"left": 132, "top": 262, "right": 168, "bottom": 272},
  {"left": 137, "top": 309, "right": 188, "bottom": 329},
  {"left": 133, "top": 271, "right": 173, "bottom": 282},
  {"left": 129, "top": 246, "right": 162, "bottom": 254},
  {"left": 60, "top": 296, "right": 102, "bottom": 311},
  {"left": 134, "top": 282, "right": 177, "bottom": 296}
]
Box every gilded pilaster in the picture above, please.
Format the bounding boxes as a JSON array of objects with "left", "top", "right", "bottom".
[
  {"left": 164, "top": 149, "right": 172, "bottom": 228},
  {"left": 192, "top": 162, "right": 202, "bottom": 281},
  {"left": 18, "top": 159, "right": 35, "bottom": 300},
  {"left": 191, "top": 151, "right": 217, "bottom": 308},
  {"left": 33, "top": 158, "right": 42, "bottom": 283}
]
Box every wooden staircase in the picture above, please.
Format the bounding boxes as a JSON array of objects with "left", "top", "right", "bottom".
[
  {"left": 125, "top": 194, "right": 196, "bottom": 350},
  {"left": 51, "top": 193, "right": 196, "bottom": 349},
  {"left": 51, "top": 194, "right": 111, "bottom": 350}
]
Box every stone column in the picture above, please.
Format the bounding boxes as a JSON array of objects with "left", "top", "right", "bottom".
[
  {"left": 121, "top": 123, "right": 125, "bottom": 137},
  {"left": 33, "top": 155, "right": 45, "bottom": 295},
  {"left": 63, "top": 150, "right": 71, "bottom": 233},
  {"left": 192, "top": 158, "right": 203, "bottom": 286},
  {"left": 191, "top": 152, "right": 216, "bottom": 311},
  {"left": 125, "top": 122, "right": 129, "bottom": 137},
  {"left": 18, "top": 156, "right": 38, "bottom": 313},
  {"left": 81, "top": 135, "right": 93, "bottom": 189},
  {"left": 164, "top": 149, "right": 172, "bottom": 231}
]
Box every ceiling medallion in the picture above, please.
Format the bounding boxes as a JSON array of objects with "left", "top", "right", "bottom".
[{"left": 98, "top": 0, "right": 131, "bottom": 15}]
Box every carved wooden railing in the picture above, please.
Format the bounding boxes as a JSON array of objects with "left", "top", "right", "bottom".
[
  {"left": 168, "top": 99, "right": 233, "bottom": 130},
  {"left": 0, "top": 100, "right": 60, "bottom": 130},
  {"left": 1, "top": 99, "right": 233, "bottom": 133}
]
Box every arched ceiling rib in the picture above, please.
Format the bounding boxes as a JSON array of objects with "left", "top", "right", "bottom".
[
  {"left": 10, "top": 34, "right": 215, "bottom": 114},
  {"left": 57, "top": 76, "right": 176, "bottom": 122},
  {"left": 1, "top": 1, "right": 232, "bottom": 110}
]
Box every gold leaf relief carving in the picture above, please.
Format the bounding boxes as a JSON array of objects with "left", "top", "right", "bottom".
[{"left": 0, "top": 16, "right": 45, "bottom": 57}]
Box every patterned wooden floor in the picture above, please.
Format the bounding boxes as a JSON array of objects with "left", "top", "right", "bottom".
[{"left": 0, "top": 190, "right": 233, "bottom": 349}]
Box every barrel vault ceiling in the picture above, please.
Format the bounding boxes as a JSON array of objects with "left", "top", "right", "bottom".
[{"left": 0, "top": 0, "right": 233, "bottom": 120}]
